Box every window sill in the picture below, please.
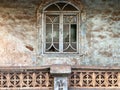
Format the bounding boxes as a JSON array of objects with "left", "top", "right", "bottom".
[{"left": 40, "top": 52, "right": 81, "bottom": 58}]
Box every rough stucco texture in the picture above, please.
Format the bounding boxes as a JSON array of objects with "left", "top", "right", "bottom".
[{"left": 0, "top": 0, "right": 119, "bottom": 67}]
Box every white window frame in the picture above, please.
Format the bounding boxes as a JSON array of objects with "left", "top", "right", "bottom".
[{"left": 42, "top": 2, "right": 80, "bottom": 54}]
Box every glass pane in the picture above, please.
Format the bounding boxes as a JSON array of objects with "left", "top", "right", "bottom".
[
  {"left": 71, "top": 43, "right": 77, "bottom": 49},
  {"left": 64, "top": 46, "right": 76, "bottom": 52},
  {"left": 47, "top": 15, "right": 59, "bottom": 23},
  {"left": 46, "top": 43, "right": 52, "bottom": 50},
  {"left": 53, "top": 24, "right": 59, "bottom": 42},
  {"left": 46, "top": 16, "right": 52, "bottom": 23},
  {"left": 70, "top": 16, "right": 77, "bottom": 23},
  {"left": 56, "top": 3, "right": 66, "bottom": 10},
  {"left": 63, "top": 16, "right": 70, "bottom": 23},
  {"left": 64, "top": 15, "right": 77, "bottom": 23},
  {"left": 45, "top": 4, "right": 59, "bottom": 11},
  {"left": 63, "top": 4, "right": 78, "bottom": 11},
  {"left": 46, "top": 24, "right": 52, "bottom": 42},
  {"left": 53, "top": 16, "right": 59, "bottom": 23},
  {"left": 54, "top": 43, "right": 59, "bottom": 51},
  {"left": 63, "top": 42, "right": 69, "bottom": 50},
  {"left": 71, "top": 24, "right": 77, "bottom": 42},
  {"left": 63, "top": 24, "right": 69, "bottom": 42},
  {"left": 46, "top": 45, "right": 58, "bottom": 52},
  {"left": 45, "top": 3, "right": 78, "bottom": 11}
]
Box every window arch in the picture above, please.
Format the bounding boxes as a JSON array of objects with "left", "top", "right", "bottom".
[
  {"left": 44, "top": 2, "right": 79, "bottom": 11},
  {"left": 43, "top": 1, "right": 80, "bottom": 53}
]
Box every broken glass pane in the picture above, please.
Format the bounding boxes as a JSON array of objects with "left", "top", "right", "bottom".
[{"left": 71, "top": 24, "right": 77, "bottom": 42}]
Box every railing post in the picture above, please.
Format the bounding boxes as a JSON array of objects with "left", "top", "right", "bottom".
[
  {"left": 54, "top": 77, "right": 68, "bottom": 90},
  {"left": 50, "top": 65, "right": 71, "bottom": 90}
]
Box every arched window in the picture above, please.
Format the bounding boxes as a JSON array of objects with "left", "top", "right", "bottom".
[{"left": 43, "top": 2, "right": 80, "bottom": 53}]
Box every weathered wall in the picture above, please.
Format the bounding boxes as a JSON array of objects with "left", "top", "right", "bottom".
[
  {"left": 0, "top": 0, "right": 119, "bottom": 67},
  {"left": 0, "top": 0, "right": 39, "bottom": 66},
  {"left": 83, "top": 0, "right": 120, "bottom": 66}
]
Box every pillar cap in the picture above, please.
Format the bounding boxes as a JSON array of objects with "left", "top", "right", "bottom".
[{"left": 50, "top": 64, "right": 71, "bottom": 75}]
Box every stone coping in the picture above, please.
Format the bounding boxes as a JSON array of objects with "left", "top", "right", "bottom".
[
  {"left": 0, "top": 65, "right": 119, "bottom": 71},
  {"left": 69, "top": 88, "right": 120, "bottom": 90}
]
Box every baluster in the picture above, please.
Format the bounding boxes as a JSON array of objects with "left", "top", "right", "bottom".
[
  {"left": 118, "top": 72, "right": 120, "bottom": 87},
  {"left": 105, "top": 72, "right": 108, "bottom": 87},
  {"left": 46, "top": 72, "right": 49, "bottom": 87},
  {"left": 80, "top": 72, "right": 82, "bottom": 87},
  {"left": 6, "top": 73, "right": 10, "bottom": 88},
  {"left": 32, "top": 72, "right": 36, "bottom": 87},
  {"left": 92, "top": 72, "right": 95, "bottom": 87},
  {"left": 19, "top": 73, "right": 23, "bottom": 88}
]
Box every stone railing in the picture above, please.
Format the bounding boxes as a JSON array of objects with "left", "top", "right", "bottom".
[
  {"left": 69, "top": 66, "right": 120, "bottom": 88},
  {"left": 0, "top": 66, "right": 53, "bottom": 90},
  {"left": 0, "top": 66, "right": 120, "bottom": 90}
]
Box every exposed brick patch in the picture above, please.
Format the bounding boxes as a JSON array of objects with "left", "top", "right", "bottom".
[
  {"left": 25, "top": 45, "right": 34, "bottom": 51},
  {"left": 15, "top": 15, "right": 32, "bottom": 20},
  {"left": 112, "top": 33, "right": 120, "bottom": 38},
  {"left": 98, "top": 35, "right": 106, "bottom": 39},
  {"left": 99, "top": 51, "right": 112, "bottom": 57}
]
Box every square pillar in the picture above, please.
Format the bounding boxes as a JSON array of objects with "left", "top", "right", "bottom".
[
  {"left": 54, "top": 77, "right": 68, "bottom": 90},
  {"left": 50, "top": 65, "right": 71, "bottom": 90}
]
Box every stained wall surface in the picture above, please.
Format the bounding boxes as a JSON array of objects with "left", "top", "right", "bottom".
[{"left": 0, "top": 0, "right": 119, "bottom": 67}]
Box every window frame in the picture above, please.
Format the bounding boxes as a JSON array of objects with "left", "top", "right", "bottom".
[{"left": 42, "top": 2, "right": 80, "bottom": 54}]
